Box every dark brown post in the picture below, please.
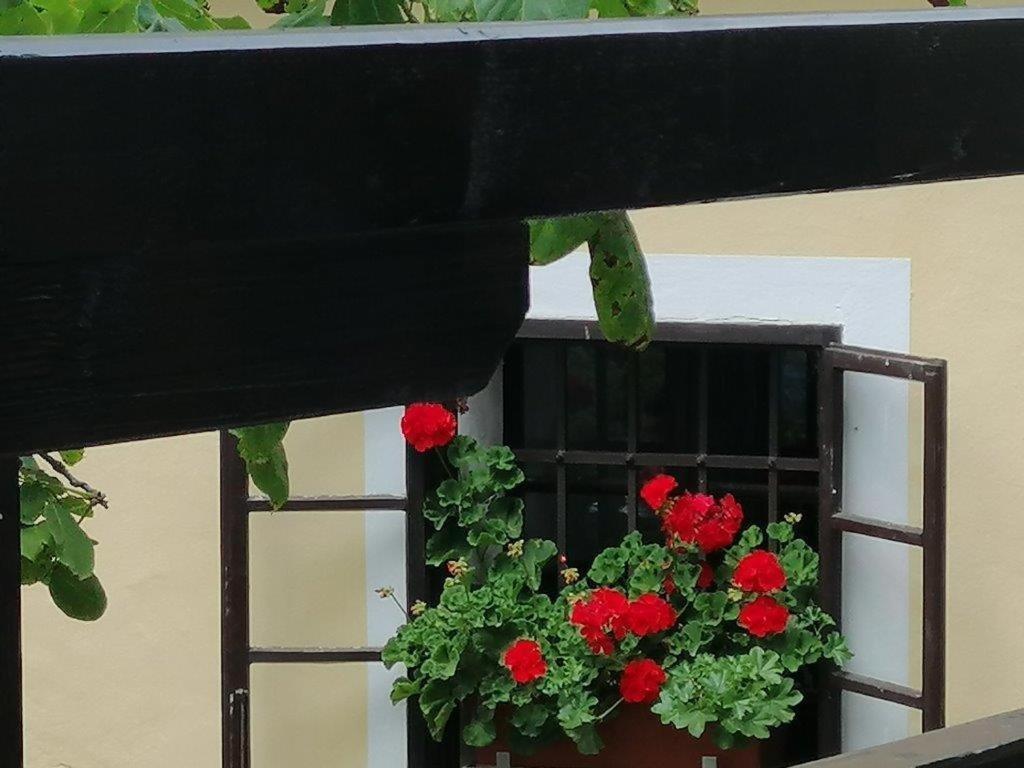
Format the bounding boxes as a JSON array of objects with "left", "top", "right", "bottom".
[
  {"left": 220, "top": 433, "right": 250, "bottom": 768},
  {"left": 922, "top": 364, "right": 948, "bottom": 731},
  {"left": 0, "top": 456, "right": 23, "bottom": 768}
]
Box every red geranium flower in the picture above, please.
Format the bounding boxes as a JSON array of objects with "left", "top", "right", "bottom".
[
  {"left": 502, "top": 639, "right": 547, "bottom": 684},
  {"left": 626, "top": 594, "right": 676, "bottom": 637},
  {"left": 662, "top": 492, "right": 743, "bottom": 553},
  {"left": 733, "top": 550, "right": 787, "bottom": 594},
  {"left": 401, "top": 403, "right": 457, "bottom": 453},
  {"left": 738, "top": 595, "right": 790, "bottom": 638},
  {"left": 640, "top": 474, "right": 678, "bottom": 512},
  {"left": 619, "top": 659, "right": 667, "bottom": 704},
  {"left": 697, "top": 562, "right": 715, "bottom": 590},
  {"left": 662, "top": 576, "right": 677, "bottom": 595},
  {"left": 570, "top": 587, "right": 630, "bottom": 653}
]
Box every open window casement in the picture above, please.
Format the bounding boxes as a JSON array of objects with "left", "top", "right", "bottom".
[{"left": 816, "top": 345, "right": 947, "bottom": 756}]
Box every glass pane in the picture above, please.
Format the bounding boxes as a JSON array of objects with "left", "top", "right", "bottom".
[
  {"left": 707, "top": 347, "right": 770, "bottom": 455},
  {"left": 251, "top": 662, "right": 406, "bottom": 768},
  {"left": 566, "top": 465, "right": 628, "bottom": 571},
  {"left": 778, "top": 470, "right": 819, "bottom": 546},
  {"left": 636, "top": 466, "right": 699, "bottom": 543},
  {"left": 779, "top": 349, "right": 818, "bottom": 458},
  {"left": 637, "top": 344, "right": 700, "bottom": 452},
  {"left": 707, "top": 468, "right": 769, "bottom": 529},
  {"left": 566, "top": 342, "right": 628, "bottom": 451},
  {"left": 505, "top": 341, "right": 562, "bottom": 449},
  {"left": 249, "top": 412, "right": 365, "bottom": 498},
  {"left": 250, "top": 510, "right": 403, "bottom": 648}
]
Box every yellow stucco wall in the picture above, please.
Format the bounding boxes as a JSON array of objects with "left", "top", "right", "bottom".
[{"left": 20, "top": 3, "right": 1024, "bottom": 766}]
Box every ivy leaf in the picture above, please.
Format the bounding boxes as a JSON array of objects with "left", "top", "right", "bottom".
[
  {"left": 44, "top": 501, "right": 94, "bottom": 578},
  {"left": 473, "top": 0, "right": 587, "bottom": 20},
  {"left": 587, "top": 212, "right": 655, "bottom": 350},
  {"left": 48, "top": 565, "right": 107, "bottom": 621},
  {"left": 330, "top": 0, "right": 402, "bottom": 24},
  {"left": 529, "top": 216, "right": 603, "bottom": 266}
]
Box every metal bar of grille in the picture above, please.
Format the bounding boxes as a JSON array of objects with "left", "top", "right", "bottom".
[
  {"left": 823, "top": 346, "right": 945, "bottom": 382},
  {"left": 768, "top": 350, "right": 780, "bottom": 528},
  {"left": 922, "top": 363, "right": 948, "bottom": 731},
  {"left": 817, "top": 351, "right": 844, "bottom": 758},
  {"left": 832, "top": 514, "right": 924, "bottom": 547},
  {"left": 698, "top": 349, "right": 709, "bottom": 492},
  {"left": 0, "top": 456, "right": 22, "bottom": 768},
  {"left": 556, "top": 343, "right": 568, "bottom": 564},
  {"left": 249, "top": 647, "right": 383, "bottom": 664},
  {"left": 833, "top": 670, "right": 924, "bottom": 709},
  {"left": 247, "top": 495, "right": 407, "bottom": 512},
  {"left": 511, "top": 448, "right": 818, "bottom": 473},
  {"left": 626, "top": 350, "right": 638, "bottom": 533},
  {"left": 516, "top": 319, "right": 843, "bottom": 348},
  {"left": 220, "top": 432, "right": 251, "bottom": 768}
]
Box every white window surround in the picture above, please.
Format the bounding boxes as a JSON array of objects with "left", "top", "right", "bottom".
[{"left": 360, "top": 251, "right": 913, "bottom": 764}]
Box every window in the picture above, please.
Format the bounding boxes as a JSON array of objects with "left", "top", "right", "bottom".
[{"left": 503, "top": 320, "right": 835, "bottom": 584}]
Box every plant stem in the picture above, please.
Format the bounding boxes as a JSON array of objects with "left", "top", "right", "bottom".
[
  {"left": 37, "top": 453, "right": 108, "bottom": 509},
  {"left": 434, "top": 447, "right": 455, "bottom": 480},
  {"left": 597, "top": 697, "right": 624, "bottom": 722},
  {"left": 390, "top": 592, "right": 409, "bottom": 619}
]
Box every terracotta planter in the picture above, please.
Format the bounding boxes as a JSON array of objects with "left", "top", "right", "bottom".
[{"left": 475, "top": 704, "right": 765, "bottom": 768}]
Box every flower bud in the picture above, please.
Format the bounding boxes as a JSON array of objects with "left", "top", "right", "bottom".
[
  {"left": 410, "top": 600, "right": 427, "bottom": 617},
  {"left": 375, "top": 586, "right": 394, "bottom": 599},
  {"left": 562, "top": 567, "right": 580, "bottom": 585}
]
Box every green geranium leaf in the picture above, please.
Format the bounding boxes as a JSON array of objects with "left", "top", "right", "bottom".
[
  {"left": 521, "top": 539, "right": 557, "bottom": 591},
  {"left": 587, "top": 212, "right": 655, "bottom": 350},
  {"left": 390, "top": 677, "right": 421, "bottom": 703},
  {"left": 567, "top": 723, "right": 603, "bottom": 755},
  {"left": 462, "top": 709, "right": 497, "bottom": 747},
  {"left": 529, "top": 215, "right": 604, "bottom": 266},
  {"left": 48, "top": 565, "right": 107, "bottom": 621}
]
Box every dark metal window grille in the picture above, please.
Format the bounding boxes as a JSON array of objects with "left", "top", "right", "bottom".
[{"left": 219, "top": 431, "right": 428, "bottom": 768}]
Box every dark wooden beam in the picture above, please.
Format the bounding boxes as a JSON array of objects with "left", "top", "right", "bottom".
[
  {"left": 4, "top": 9, "right": 1024, "bottom": 255},
  {"left": 0, "top": 458, "right": 22, "bottom": 767},
  {"left": 0, "top": 222, "right": 527, "bottom": 455},
  {"left": 800, "top": 709, "right": 1024, "bottom": 768}
]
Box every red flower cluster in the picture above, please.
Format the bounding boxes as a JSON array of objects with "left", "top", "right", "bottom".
[
  {"left": 619, "top": 659, "right": 667, "bottom": 703},
  {"left": 570, "top": 588, "right": 629, "bottom": 654},
  {"left": 401, "top": 403, "right": 457, "bottom": 453},
  {"left": 733, "top": 550, "right": 787, "bottom": 594},
  {"left": 502, "top": 639, "right": 547, "bottom": 684},
  {"left": 662, "top": 492, "right": 743, "bottom": 553},
  {"left": 640, "top": 474, "right": 677, "bottom": 512},
  {"left": 626, "top": 594, "right": 676, "bottom": 637},
  {"left": 738, "top": 596, "right": 790, "bottom": 638},
  {"left": 570, "top": 589, "right": 676, "bottom": 654}
]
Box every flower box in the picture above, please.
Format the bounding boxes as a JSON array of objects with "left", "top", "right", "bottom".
[{"left": 476, "top": 704, "right": 767, "bottom": 768}]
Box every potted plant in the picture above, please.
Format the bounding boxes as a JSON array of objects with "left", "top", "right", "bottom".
[{"left": 382, "top": 403, "right": 851, "bottom": 767}]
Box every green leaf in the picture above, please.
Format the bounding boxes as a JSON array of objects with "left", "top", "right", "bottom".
[
  {"left": 237, "top": 436, "right": 290, "bottom": 511},
  {"left": 78, "top": 0, "right": 140, "bottom": 33},
  {"left": 44, "top": 501, "right": 94, "bottom": 578},
  {"left": 330, "top": 0, "right": 403, "bottom": 24},
  {"left": 521, "top": 539, "right": 557, "bottom": 591},
  {"left": 48, "top": 565, "right": 107, "bottom": 621},
  {"left": 473, "top": 0, "right": 588, "bottom": 20},
  {"left": 0, "top": 2, "right": 50, "bottom": 33},
  {"left": 591, "top": 0, "right": 628, "bottom": 15},
  {"left": 19, "top": 479, "right": 52, "bottom": 524},
  {"left": 462, "top": 709, "right": 497, "bottom": 747},
  {"left": 510, "top": 703, "right": 549, "bottom": 737},
  {"left": 390, "top": 677, "right": 421, "bottom": 703},
  {"left": 567, "top": 723, "right": 603, "bottom": 755},
  {"left": 213, "top": 13, "right": 250, "bottom": 26},
  {"left": 231, "top": 423, "right": 289, "bottom": 463},
  {"left": 427, "top": 0, "right": 474, "bottom": 20},
  {"left": 273, "top": 0, "right": 329, "bottom": 26},
  {"left": 20, "top": 523, "right": 51, "bottom": 561},
  {"left": 529, "top": 216, "right": 603, "bottom": 266},
  {"left": 425, "top": 524, "right": 470, "bottom": 565},
  {"left": 59, "top": 449, "right": 85, "bottom": 466},
  {"left": 766, "top": 521, "right": 794, "bottom": 544},
  {"left": 21, "top": 556, "right": 45, "bottom": 586},
  {"left": 587, "top": 212, "right": 655, "bottom": 350}
]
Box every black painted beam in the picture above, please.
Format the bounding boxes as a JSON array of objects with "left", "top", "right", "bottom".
[
  {"left": 3, "top": 8, "right": 1024, "bottom": 255},
  {"left": 0, "top": 222, "right": 527, "bottom": 454}
]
